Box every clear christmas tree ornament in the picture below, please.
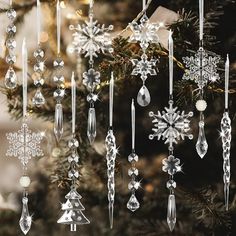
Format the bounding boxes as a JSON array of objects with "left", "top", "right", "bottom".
[
  {"left": 182, "top": 0, "right": 220, "bottom": 158},
  {"left": 6, "top": 39, "right": 44, "bottom": 234},
  {"left": 70, "top": 0, "right": 113, "bottom": 144},
  {"left": 149, "top": 32, "right": 193, "bottom": 231},
  {"left": 57, "top": 72, "right": 90, "bottom": 231},
  {"left": 4, "top": 0, "right": 17, "bottom": 89}
]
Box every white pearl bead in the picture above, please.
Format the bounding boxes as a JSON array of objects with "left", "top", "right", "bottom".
[
  {"left": 19, "top": 176, "right": 31, "bottom": 188},
  {"left": 196, "top": 100, "right": 207, "bottom": 111}
]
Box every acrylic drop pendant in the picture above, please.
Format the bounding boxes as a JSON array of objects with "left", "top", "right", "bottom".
[
  {"left": 196, "top": 121, "right": 208, "bottom": 158},
  {"left": 137, "top": 85, "right": 151, "bottom": 107},
  {"left": 19, "top": 197, "right": 32, "bottom": 235},
  {"left": 54, "top": 103, "right": 63, "bottom": 142},
  {"left": 32, "top": 89, "right": 45, "bottom": 107},
  {"left": 167, "top": 194, "right": 176, "bottom": 232},
  {"left": 5, "top": 67, "right": 17, "bottom": 89},
  {"left": 87, "top": 108, "right": 96, "bottom": 144},
  {"left": 127, "top": 193, "right": 140, "bottom": 212}
]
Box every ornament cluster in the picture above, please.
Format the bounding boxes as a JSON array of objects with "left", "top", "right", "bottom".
[{"left": 4, "top": 0, "right": 232, "bottom": 234}]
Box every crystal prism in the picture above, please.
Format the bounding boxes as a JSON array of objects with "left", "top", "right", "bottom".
[
  {"left": 127, "top": 194, "right": 140, "bottom": 212},
  {"left": 54, "top": 103, "right": 64, "bottom": 142},
  {"left": 5, "top": 67, "right": 17, "bottom": 89},
  {"left": 137, "top": 85, "right": 151, "bottom": 107},
  {"left": 6, "top": 38, "right": 16, "bottom": 50},
  {"left": 167, "top": 194, "right": 176, "bottom": 232},
  {"left": 196, "top": 121, "right": 208, "bottom": 158},
  {"left": 19, "top": 197, "right": 32, "bottom": 235},
  {"left": 6, "top": 54, "right": 16, "bottom": 64},
  {"left": 32, "top": 90, "right": 45, "bottom": 107},
  {"left": 6, "top": 24, "right": 16, "bottom": 34},
  {"left": 6, "top": 9, "right": 16, "bottom": 20},
  {"left": 87, "top": 108, "right": 96, "bottom": 144}
]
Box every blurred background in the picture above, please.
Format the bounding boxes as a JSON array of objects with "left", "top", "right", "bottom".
[{"left": 0, "top": 0, "right": 235, "bottom": 235}]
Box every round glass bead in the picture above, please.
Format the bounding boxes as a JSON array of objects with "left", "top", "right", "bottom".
[
  {"left": 34, "top": 48, "right": 45, "bottom": 60},
  {"left": 68, "top": 153, "right": 79, "bottom": 163},
  {"left": 53, "top": 58, "right": 64, "bottom": 69},
  {"left": 6, "top": 9, "right": 16, "bottom": 20},
  {"left": 68, "top": 170, "right": 79, "bottom": 179},
  {"left": 6, "top": 38, "right": 16, "bottom": 50},
  {"left": 53, "top": 89, "right": 65, "bottom": 101},
  {"left": 34, "top": 62, "right": 45, "bottom": 73},
  {"left": 87, "top": 93, "right": 98, "bottom": 103},
  {"left": 166, "top": 180, "right": 176, "bottom": 189},
  {"left": 34, "top": 78, "right": 45, "bottom": 87},
  {"left": 6, "top": 54, "right": 16, "bottom": 64},
  {"left": 68, "top": 138, "right": 79, "bottom": 149},
  {"left": 128, "top": 180, "right": 140, "bottom": 190},
  {"left": 53, "top": 76, "right": 65, "bottom": 84},
  {"left": 128, "top": 153, "right": 138, "bottom": 162},
  {"left": 6, "top": 24, "right": 16, "bottom": 34},
  {"left": 128, "top": 167, "right": 139, "bottom": 176}
]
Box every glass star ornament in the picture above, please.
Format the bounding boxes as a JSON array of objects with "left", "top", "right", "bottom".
[
  {"left": 149, "top": 100, "right": 193, "bottom": 150},
  {"left": 83, "top": 68, "right": 101, "bottom": 91},
  {"left": 6, "top": 123, "right": 44, "bottom": 166},
  {"left": 182, "top": 47, "right": 220, "bottom": 89},
  {"left": 162, "top": 155, "right": 181, "bottom": 175},
  {"left": 131, "top": 53, "right": 158, "bottom": 81},
  {"left": 129, "top": 14, "right": 160, "bottom": 50},
  {"left": 69, "top": 16, "right": 114, "bottom": 61}
]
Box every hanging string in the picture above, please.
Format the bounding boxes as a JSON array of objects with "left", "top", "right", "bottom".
[
  {"left": 225, "top": 55, "right": 229, "bottom": 110},
  {"left": 142, "top": 0, "right": 146, "bottom": 11},
  {"left": 89, "top": 0, "right": 94, "bottom": 8},
  {"left": 71, "top": 72, "right": 76, "bottom": 134},
  {"left": 168, "top": 30, "right": 173, "bottom": 97},
  {"left": 9, "top": 0, "right": 12, "bottom": 7},
  {"left": 56, "top": 0, "right": 61, "bottom": 55},
  {"left": 109, "top": 72, "right": 114, "bottom": 128},
  {"left": 199, "top": 0, "right": 204, "bottom": 41},
  {"left": 131, "top": 99, "right": 135, "bottom": 151},
  {"left": 36, "top": 0, "right": 41, "bottom": 45},
  {"left": 22, "top": 38, "right": 28, "bottom": 118}
]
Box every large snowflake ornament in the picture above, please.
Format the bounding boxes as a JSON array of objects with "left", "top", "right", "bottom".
[
  {"left": 6, "top": 123, "right": 43, "bottom": 166},
  {"left": 131, "top": 53, "right": 158, "bottom": 81},
  {"left": 129, "top": 14, "right": 160, "bottom": 50},
  {"left": 70, "top": 16, "right": 114, "bottom": 61},
  {"left": 182, "top": 47, "right": 220, "bottom": 89},
  {"left": 149, "top": 101, "right": 193, "bottom": 149}
]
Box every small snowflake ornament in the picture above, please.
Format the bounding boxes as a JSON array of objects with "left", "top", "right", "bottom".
[
  {"left": 149, "top": 100, "right": 193, "bottom": 150},
  {"left": 182, "top": 47, "right": 220, "bottom": 89},
  {"left": 6, "top": 123, "right": 43, "bottom": 166},
  {"left": 162, "top": 155, "right": 181, "bottom": 175},
  {"left": 131, "top": 53, "right": 158, "bottom": 81}
]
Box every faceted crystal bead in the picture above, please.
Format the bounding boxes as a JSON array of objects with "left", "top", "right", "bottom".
[
  {"left": 5, "top": 67, "right": 17, "bottom": 89},
  {"left": 128, "top": 180, "right": 140, "bottom": 190},
  {"left": 53, "top": 89, "right": 65, "bottom": 101},
  {"left": 6, "top": 38, "right": 16, "bottom": 50},
  {"left": 68, "top": 138, "right": 79, "bottom": 149},
  {"left": 137, "top": 85, "right": 151, "bottom": 107},
  {"left": 53, "top": 75, "right": 65, "bottom": 84},
  {"left": 19, "top": 197, "right": 32, "bottom": 235},
  {"left": 166, "top": 180, "right": 176, "bottom": 190},
  {"left": 87, "top": 108, "right": 96, "bottom": 144},
  {"left": 68, "top": 170, "right": 79, "bottom": 179},
  {"left": 128, "top": 153, "right": 138, "bottom": 162},
  {"left": 6, "top": 24, "right": 16, "bottom": 34},
  {"left": 167, "top": 194, "right": 176, "bottom": 232},
  {"left": 53, "top": 58, "right": 64, "bottom": 69},
  {"left": 87, "top": 93, "right": 98, "bottom": 103},
  {"left": 54, "top": 103, "right": 63, "bottom": 142},
  {"left": 32, "top": 90, "right": 45, "bottom": 107},
  {"left": 6, "top": 54, "right": 16, "bottom": 65},
  {"left": 68, "top": 153, "right": 79, "bottom": 163},
  {"left": 6, "top": 9, "right": 17, "bottom": 20},
  {"left": 127, "top": 194, "right": 140, "bottom": 212},
  {"left": 196, "top": 121, "right": 208, "bottom": 158},
  {"left": 34, "top": 48, "right": 45, "bottom": 60},
  {"left": 128, "top": 167, "right": 138, "bottom": 176},
  {"left": 34, "top": 78, "right": 45, "bottom": 87},
  {"left": 34, "top": 62, "right": 45, "bottom": 73}
]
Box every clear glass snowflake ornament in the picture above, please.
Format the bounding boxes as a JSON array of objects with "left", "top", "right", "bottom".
[
  {"left": 6, "top": 123, "right": 44, "bottom": 166},
  {"left": 83, "top": 68, "right": 101, "bottom": 91},
  {"left": 149, "top": 100, "right": 193, "bottom": 149},
  {"left": 162, "top": 155, "right": 181, "bottom": 175},
  {"left": 182, "top": 47, "right": 220, "bottom": 89}
]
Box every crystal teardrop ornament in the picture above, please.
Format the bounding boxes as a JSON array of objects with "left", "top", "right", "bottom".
[
  {"left": 196, "top": 121, "right": 208, "bottom": 158},
  {"left": 54, "top": 103, "right": 63, "bottom": 142},
  {"left": 32, "top": 90, "right": 45, "bottom": 107},
  {"left": 127, "top": 194, "right": 140, "bottom": 212},
  {"left": 137, "top": 85, "right": 151, "bottom": 107},
  {"left": 167, "top": 194, "right": 176, "bottom": 232},
  {"left": 19, "top": 197, "right": 32, "bottom": 235},
  {"left": 5, "top": 67, "right": 17, "bottom": 89},
  {"left": 87, "top": 108, "right": 96, "bottom": 144}
]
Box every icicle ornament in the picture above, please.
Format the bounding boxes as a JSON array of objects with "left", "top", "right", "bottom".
[
  {"left": 70, "top": 0, "right": 113, "bottom": 144},
  {"left": 182, "top": 0, "right": 220, "bottom": 158},
  {"left": 53, "top": 0, "right": 65, "bottom": 142},
  {"left": 6, "top": 39, "right": 43, "bottom": 235},
  {"left": 105, "top": 73, "right": 118, "bottom": 229},
  {"left": 149, "top": 32, "right": 193, "bottom": 231},
  {"left": 127, "top": 100, "right": 140, "bottom": 212},
  {"left": 221, "top": 55, "right": 231, "bottom": 211},
  {"left": 57, "top": 72, "right": 90, "bottom": 231}
]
